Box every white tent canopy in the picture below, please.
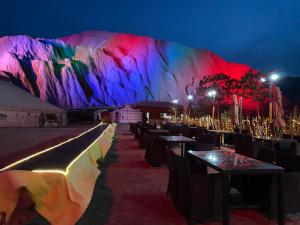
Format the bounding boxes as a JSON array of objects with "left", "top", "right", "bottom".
[
  {"left": 112, "top": 105, "right": 142, "bottom": 124},
  {"left": 0, "top": 80, "right": 65, "bottom": 127}
]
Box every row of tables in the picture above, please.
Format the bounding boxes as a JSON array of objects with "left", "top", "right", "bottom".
[{"left": 143, "top": 126, "right": 285, "bottom": 225}]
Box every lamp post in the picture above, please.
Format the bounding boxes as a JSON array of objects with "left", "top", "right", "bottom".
[
  {"left": 260, "top": 73, "right": 280, "bottom": 124},
  {"left": 207, "top": 90, "right": 217, "bottom": 128},
  {"left": 187, "top": 94, "right": 193, "bottom": 125},
  {"left": 172, "top": 99, "right": 178, "bottom": 121}
]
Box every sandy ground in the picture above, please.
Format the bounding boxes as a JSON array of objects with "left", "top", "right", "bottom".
[{"left": 0, "top": 123, "right": 96, "bottom": 169}]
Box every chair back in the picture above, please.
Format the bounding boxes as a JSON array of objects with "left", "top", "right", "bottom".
[
  {"left": 193, "top": 143, "right": 214, "bottom": 151},
  {"left": 169, "top": 125, "right": 181, "bottom": 135},
  {"left": 197, "top": 134, "right": 214, "bottom": 144},
  {"left": 276, "top": 152, "right": 300, "bottom": 172},
  {"left": 166, "top": 149, "right": 177, "bottom": 201},
  {"left": 235, "top": 135, "right": 254, "bottom": 157},
  {"left": 179, "top": 125, "right": 191, "bottom": 137},
  {"left": 274, "top": 140, "right": 297, "bottom": 154},
  {"left": 256, "top": 147, "right": 276, "bottom": 163},
  {"left": 173, "top": 153, "right": 192, "bottom": 213}
]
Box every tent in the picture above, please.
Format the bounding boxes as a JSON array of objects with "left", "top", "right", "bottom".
[
  {"left": 112, "top": 105, "right": 142, "bottom": 123},
  {"left": 0, "top": 80, "right": 66, "bottom": 127}
]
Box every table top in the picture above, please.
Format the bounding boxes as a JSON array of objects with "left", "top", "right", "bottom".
[
  {"left": 7, "top": 124, "right": 108, "bottom": 171},
  {"left": 160, "top": 135, "right": 196, "bottom": 143},
  {"left": 188, "top": 150, "right": 284, "bottom": 174},
  {"left": 147, "top": 129, "right": 169, "bottom": 134}
]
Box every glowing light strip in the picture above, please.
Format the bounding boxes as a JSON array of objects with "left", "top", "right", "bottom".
[
  {"left": 0, "top": 122, "right": 104, "bottom": 172},
  {"left": 32, "top": 123, "right": 112, "bottom": 175},
  {"left": 30, "top": 169, "right": 65, "bottom": 175}
]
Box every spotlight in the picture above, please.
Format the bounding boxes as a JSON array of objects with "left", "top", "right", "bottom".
[
  {"left": 207, "top": 90, "right": 217, "bottom": 97},
  {"left": 260, "top": 77, "right": 266, "bottom": 82},
  {"left": 172, "top": 99, "right": 178, "bottom": 104},
  {"left": 187, "top": 94, "right": 193, "bottom": 100},
  {"left": 270, "top": 73, "right": 279, "bottom": 82}
]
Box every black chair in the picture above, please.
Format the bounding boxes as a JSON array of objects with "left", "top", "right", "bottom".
[
  {"left": 161, "top": 123, "right": 171, "bottom": 130},
  {"left": 173, "top": 152, "right": 222, "bottom": 224},
  {"left": 138, "top": 124, "right": 155, "bottom": 149},
  {"left": 257, "top": 152, "right": 300, "bottom": 217},
  {"left": 231, "top": 135, "right": 259, "bottom": 206},
  {"left": 197, "top": 134, "right": 214, "bottom": 144},
  {"left": 144, "top": 135, "right": 168, "bottom": 166},
  {"left": 166, "top": 149, "right": 178, "bottom": 204},
  {"left": 169, "top": 124, "right": 182, "bottom": 135},
  {"left": 180, "top": 125, "right": 192, "bottom": 138},
  {"left": 276, "top": 151, "right": 300, "bottom": 172},
  {"left": 256, "top": 147, "right": 276, "bottom": 163},
  {"left": 274, "top": 140, "right": 297, "bottom": 154},
  {"left": 235, "top": 135, "right": 254, "bottom": 157}
]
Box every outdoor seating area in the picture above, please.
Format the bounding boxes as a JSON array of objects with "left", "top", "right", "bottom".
[
  {"left": 1, "top": 2, "right": 300, "bottom": 224},
  {"left": 129, "top": 121, "right": 300, "bottom": 225}
]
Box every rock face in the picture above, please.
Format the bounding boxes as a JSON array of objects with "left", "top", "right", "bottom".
[{"left": 0, "top": 31, "right": 253, "bottom": 108}]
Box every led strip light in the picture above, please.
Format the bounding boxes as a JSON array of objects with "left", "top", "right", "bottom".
[
  {"left": 32, "top": 124, "right": 112, "bottom": 175},
  {"left": 0, "top": 122, "right": 108, "bottom": 173}
]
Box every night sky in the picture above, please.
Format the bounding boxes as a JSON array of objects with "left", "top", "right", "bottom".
[{"left": 1, "top": 0, "right": 300, "bottom": 76}]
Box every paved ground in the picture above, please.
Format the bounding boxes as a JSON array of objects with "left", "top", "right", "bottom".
[
  {"left": 21, "top": 124, "right": 300, "bottom": 224},
  {"left": 0, "top": 123, "right": 95, "bottom": 169}
]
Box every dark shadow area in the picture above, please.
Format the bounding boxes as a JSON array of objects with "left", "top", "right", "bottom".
[{"left": 75, "top": 138, "right": 119, "bottom": 225}]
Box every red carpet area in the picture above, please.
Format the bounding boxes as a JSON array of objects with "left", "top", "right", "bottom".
[
  {"left": 27, "top": 124, "right": 300, "bottom": 225},
  {"left": 99, "top": 124, "right": 300, "bottom": 225}
]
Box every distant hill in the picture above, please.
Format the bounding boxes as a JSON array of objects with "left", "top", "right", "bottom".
[
  {"left": 278, "top": 76, "right": 300, "bottom": 112},
  {"left": 0, "top": 31, "right": 254, "bottom": 109}
]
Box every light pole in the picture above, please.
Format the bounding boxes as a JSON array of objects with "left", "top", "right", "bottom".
[
  {"left": 261, "top": 73, "right": 280, "bottom": 124},
  {"left": 187, "top": 94, "right": 193, "bottom": 124},
  {"left": 207, "top": 90, "right": 217, "bottom": 128},
  {"left": 172, "top": 99, "right": 178, "bottom": 121}
]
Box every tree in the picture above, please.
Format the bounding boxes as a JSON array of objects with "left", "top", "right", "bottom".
[
  {"left": 196, "top": 70, "right": 268, "bottom": 112},
  {"left": 197, "top": 73, "right": 238, "bottom": 105},
  {"left": 238, "top": 70, "right": 268, "bottom": 102}
]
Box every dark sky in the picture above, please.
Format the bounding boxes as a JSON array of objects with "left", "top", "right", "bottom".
[{"left": 1, "top": 0, "right": 300, "bottom": 76}]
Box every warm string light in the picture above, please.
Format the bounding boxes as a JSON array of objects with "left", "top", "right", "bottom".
[
  {"left": 32, "top": 123, "right": 113, "bottom": 175},
  {"left": 0, "top": 122, "right": 110, "bottom": 173},
  {"left": 174, "top": 112, "right": 300, "bottom": 137}
]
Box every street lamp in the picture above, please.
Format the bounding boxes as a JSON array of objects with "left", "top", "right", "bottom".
[
  {"left": 261, "top": 73, "right": 280, "bottom": 124},
  {"left": 187, "top": 94, "right": 194, "bottom": 124},
  {"left": 270, "top": 73, "right": 279, "bottom": 82},
  {"left": 268, "top": 73, "right": 280, "bottom": 124},
  {"left": 172, "top": 99, "right": 178, "bottom": 121},
  {"left": 207, "top": 90, "right": 217, "bottom": 98},
  {"left": 187, "top": 94, "right": 193, "bottom": 100},
  {"left": 207, "top": 90, "right": 217, "bottom": 124}
]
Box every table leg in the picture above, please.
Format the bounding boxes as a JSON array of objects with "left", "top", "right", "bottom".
[
  {"left": 278, "top": 174, "right": 285, "bottom": 225},
  {"left": 222, "top": 173, "right": 230, "bottom": 225}
]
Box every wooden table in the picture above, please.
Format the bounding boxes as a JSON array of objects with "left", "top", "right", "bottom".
[
  {"left": 160, "top": 135, "right": 196, "bottom": 157},
  {"left": 187, "top": 150, "right": 285, "bottom": 225}
]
